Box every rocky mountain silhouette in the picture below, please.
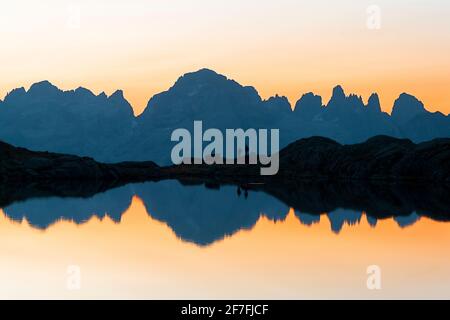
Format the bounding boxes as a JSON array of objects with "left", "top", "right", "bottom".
[
  {"left": 0, "top": 139, "right": 160, "bottom": 182},
  {"left": 161, "top": 135, "right": 450, "bottom": 183},
  {"left": 276, "top": 135, "right": 450, "bottom": 181},
  {"left": 0, "top": 68, "right": 449, "bottom": 165},
  {"left": 2, "top": 133, "right": 449, "bottom": 185},
  {"left": 0, "top": 81, "right": 135, "bottom": 161}
]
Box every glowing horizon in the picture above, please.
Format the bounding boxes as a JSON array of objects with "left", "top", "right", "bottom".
[{"left": 1, "top": 0, "right": 449, "bottom": 115}]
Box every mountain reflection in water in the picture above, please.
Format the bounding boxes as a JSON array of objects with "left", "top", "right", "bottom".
[
  {"left": 1, "top": 179, "right": 450, "bottom": 299},
  {"left": 1, "top": 180, "right": 450, "bottom": 245}
]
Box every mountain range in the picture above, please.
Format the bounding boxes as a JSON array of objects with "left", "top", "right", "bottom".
[{"left": 1, "top": 68, "right": 449, "bottom": 165}]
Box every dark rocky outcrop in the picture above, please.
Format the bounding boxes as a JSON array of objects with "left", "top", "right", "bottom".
[
  {"left": 0, "top": 140, "right": 160, "bottom": 182},
  {"left": 278, "top": 135, "right": 450, "bottom": 181},
  {"left": 1, "top": 135, "right": 449, "bottom": 184},
  {"left": 160, "top": 136, "right": 450, "bottom": 183}
]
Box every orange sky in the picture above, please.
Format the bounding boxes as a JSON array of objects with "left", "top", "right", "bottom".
[{"left": 1, "top": 0, "right": 449, "bottom": 115}]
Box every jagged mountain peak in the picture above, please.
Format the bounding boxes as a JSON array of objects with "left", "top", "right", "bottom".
[
  {"left": 28, "top": 80, "right": 60, "bottom": 95},
  {"left": 264, "top": 95, "right": 292, "bottom": 114},
  {"left": 296, "top": 92, "right": 322, "bottom": 106},
  {"left": 265, "top": 94, "right": 290, "bottom": 104},
  {"left": 326, "top": 85, "right": 367, "bottom": 114},
  {"left": 394, "top": 93, "right": 426, "bottom": 109},
  {"left": 98, "top": 92, "right": 107, "bottom": 99},
  {"left": 293, "top": 92, "right": 323, "bottom": 119},
  {"left": 392, "top": 93, "right": 427, "bottom": 124},
  {"left": 187, "top": 68, "right": 221, "bottom": 77},
  {"left": 74, "top": 86, "right": 96, "bottom": 98},
  {"left": 109, "top": 89, "right": 125, "bottom": 100},
  {"left": 332, "top": 85, "right": 346, "bottom": 100},
  {"left": 169, "top": 68, "right": 260, "bottom": 99},
  {"left": 367, "top": 93, "right": 381, "bottom": 112},
  {"left": 173, "top": 68, "right": 227, "bottom": 88},
  {"left": 4, "top": 87, "right": 26, "bottom": 103},
  {"left": 326, "top": 85, "right": 348, "bottom": 110},
  {"left": 108, "top": 90, "right": 134, "bottom": 114},
  {"left": 140, "top": 68, "right": 262, "bottom": 122},
  {"left": 347, "top": 94, "right": 364, "bottom": 105}
]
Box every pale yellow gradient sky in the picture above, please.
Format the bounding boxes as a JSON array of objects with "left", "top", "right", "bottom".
[{"left": 1, "top": 0, "right": 449, "bottom": 115}]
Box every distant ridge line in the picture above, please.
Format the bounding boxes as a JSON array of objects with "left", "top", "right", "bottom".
[{"left": 0, "top": 68, "right": 449, "bottom": 165}]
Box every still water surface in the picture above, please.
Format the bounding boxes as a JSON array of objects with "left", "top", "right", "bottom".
[{"left": 1, "top": 180, "right": 449, "bottom": 299}]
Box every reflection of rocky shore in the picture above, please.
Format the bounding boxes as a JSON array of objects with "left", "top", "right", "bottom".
[
  {"left": 2, "top": 126, "right": 450, "bottom": 244},
  {"left": 260, "top": 180, "right": 450, "bottom": 222},
  {"left": 262, "top": 180, "right": 450, "bottom": 233},
  {"left": 1, "top": 179, "right": 450, "bottom": 245}
]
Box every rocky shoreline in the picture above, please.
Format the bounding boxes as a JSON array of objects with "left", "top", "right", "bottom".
[{"left": 1, "top": 135, "right": 449, "bottom": 184}]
